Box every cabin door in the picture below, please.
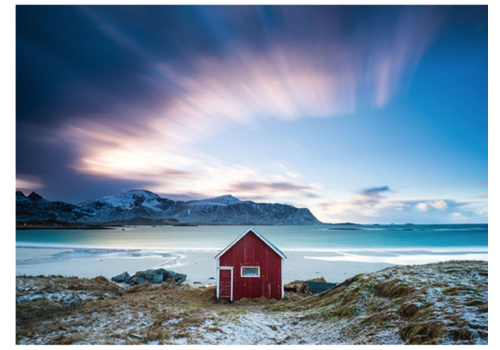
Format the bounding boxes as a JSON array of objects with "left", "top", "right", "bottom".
[{"left": 218, "top": 267, "right": 233, "bottom": 301}]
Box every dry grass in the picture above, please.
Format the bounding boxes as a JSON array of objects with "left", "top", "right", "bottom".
[
  {"left": 16, "top": 261, "right": 488, "bottom": 345},
  {"left": 286, "top": 261, "right": 488, "bottom": 345}
]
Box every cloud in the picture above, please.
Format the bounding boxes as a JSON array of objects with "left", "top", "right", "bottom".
[
  {"left": 353, "top": 186, "right": 393, "bottom": 206},
  {"left": 18, "top": 7, "right": 449, "bottom": 199},
  {"left": 415, "top": 200, "right": 449, "bottom": 212},
  {"left": 476, "top": 181, "right": 487, "bottom": 186},
  {"left": 473, "top": 194, "right": 488, "bottom": 199},
  {"left": 314, "top": 185, "right": 400, "bottom": 219},
  {"left": 415, "top": 202, "right": 429, "bottom": 212},
  {"left": 361, "top": 186, "right": 391, "bottom": 196},
  {"left": 314, "top": 190, "right": 473, "bottom": 223},
  {"left": 16, "top": 175, "right": 44, "bottom": 191},
  {"left": 228, "top": 181, "right": 321, "bottom": 201},
  {"left": 16, "top": 6, "right": 457, "bottom": 211},
  {"left": 229, "top": 181, "right": 312, "bottom": 192},
  {"left": 450, "top": 212, "right": 466, "bottom": 220}
]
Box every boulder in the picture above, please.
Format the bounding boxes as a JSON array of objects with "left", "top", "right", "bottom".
[
  {"left": 129, "top": 276, "right": 148, "bottom": 285},
  {"left": 125, "top": 268, "right": 186, "bottom": 285},
  {"left": 111, "top": 271, "right": 130, "bottom": 283}
]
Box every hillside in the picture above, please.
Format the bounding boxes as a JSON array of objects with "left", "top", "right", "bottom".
[{"left": 16, "top": 261, "right": 487, "bottom": 345}]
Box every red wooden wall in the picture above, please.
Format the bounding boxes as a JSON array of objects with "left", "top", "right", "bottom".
[{"left": 219, "top": 231, "right": 283, "bottom": 300}]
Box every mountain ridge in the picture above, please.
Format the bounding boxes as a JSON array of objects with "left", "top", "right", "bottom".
[{"left": 16, "top": 190, "right": 322, "bottom": 225}]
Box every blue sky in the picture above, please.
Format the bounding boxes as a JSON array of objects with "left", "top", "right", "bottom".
[{"left": 16, "top": 5, "right": 488, "bottom": 223}]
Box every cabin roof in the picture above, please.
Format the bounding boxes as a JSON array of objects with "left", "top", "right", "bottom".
[
  {"left": 299, "top": 281, "right": 337, "bottom": 294},
  {"left": 215, "top": 227, "right": 287, "bottom": 260}
]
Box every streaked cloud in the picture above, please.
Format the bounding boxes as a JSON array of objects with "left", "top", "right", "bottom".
[
  {"left": 313, "top": 188, "right": 475, "bottom": 223},
  {"left": 53, "top": 6, "right": 447, "bottom": 201},
  {"left": 16, "top": 175, "right": 44, "bottom": 191},
  {"left": 228, "top": 181, "right": 320, "bottom": 199},
  {"left": 16, "top": 5, "right": 486, "bottom": 224}
]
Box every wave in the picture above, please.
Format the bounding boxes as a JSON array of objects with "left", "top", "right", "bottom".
[
  {"left": 16, "top": 246, "right": 180, "bottom": 266},
  {"left": 304, "top": 250, "right": 488, "bottom": 265}
]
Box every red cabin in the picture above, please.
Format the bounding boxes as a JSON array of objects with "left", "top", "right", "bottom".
[{"left": 215, "top": 227, "right": 286, "bottom": 301}]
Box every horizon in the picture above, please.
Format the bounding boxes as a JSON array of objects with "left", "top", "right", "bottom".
[{"left": 16, "top": 5, "right": 488, "bottom": 224}]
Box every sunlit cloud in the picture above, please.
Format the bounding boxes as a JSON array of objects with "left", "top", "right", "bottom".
[
  {"left": 16, "top": 175, "right": 44, "bottom": 191},
  {"left": 366, "top": 7, "right": 445, "bottom": 107},
  {"left": 416, "top": 200, "right": 448, "bottom": 212},
  {"left": 19, "top": 6, "right": 454, "bottom": 222},
  {"left": 312, "top": 189, "right": 474, "bottom": 223}
]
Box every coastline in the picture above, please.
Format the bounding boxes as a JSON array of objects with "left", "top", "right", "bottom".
[{"left": 16, "top": 245, "right": 488, "bottom": 286}]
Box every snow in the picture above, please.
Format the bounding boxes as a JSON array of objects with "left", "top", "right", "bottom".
[
  {"left": 80, "top": 189, "right": 162, "bottom": 208},
  {"left": 16, "top": 261, "right": 487, "bottom": 345},
  {"left": 188, "top": 194, "right": 242, "bottom": 206}
]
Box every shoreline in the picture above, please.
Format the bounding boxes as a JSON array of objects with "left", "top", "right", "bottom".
[{"left": 16, "top": 245, "right": 488, "bottom": 286}]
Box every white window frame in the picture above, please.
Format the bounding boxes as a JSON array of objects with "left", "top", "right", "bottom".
[{"left": 241, "top": 266, "right": 260, "bottom": 278}]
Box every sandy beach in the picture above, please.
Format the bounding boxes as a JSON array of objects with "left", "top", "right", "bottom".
[
  {"left": 16, "top": 246, "right": 487, "bottom": 286},
  {"left": 16, "top": 247, "right": 393, "bottom": 285}
]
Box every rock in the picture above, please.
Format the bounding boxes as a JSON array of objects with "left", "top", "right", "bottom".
[
  {"left": 126, "top": 268, "right": 186, "bottom": 285},
  {"left": 111, "top": 271, "right": 130, "bottom": 283},
  {"left": 173, "top": 273, "right": 187, "bottom": 284},
  {"left": 28, "top": 192, "right": 43, "bottom": 200},
  {"left": 121, "top": 284, "right": 131, "bottom": 292},
  {"left": 129, "top": 276, "right": 147, "bottom": 285}
]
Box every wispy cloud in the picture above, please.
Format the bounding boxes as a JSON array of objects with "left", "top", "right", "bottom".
[
  {"left": 16, "top": 5, "right": 463, "bottom": 220},
  {"left": 313, "top": 185, "right": 477, "bottom": 223},
  {"left": 16, "top": 175, "right": 44, "bottom": 191},
  {"left": 228, "top": 181, "right": 320, "bottom": 199},
  {"left": 53, "top": 6, "right": 447, "bottom": 201}
]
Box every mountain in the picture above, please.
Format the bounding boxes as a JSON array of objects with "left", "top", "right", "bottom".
[
  {"left": 78, "top": 190, "right": 176, "bottom": 222},
  {"left": 16, "top": 190, "right": 322, "bottom": 225},
  {"left": 16, "top": 191, "right": 94, "bottom": 222}
]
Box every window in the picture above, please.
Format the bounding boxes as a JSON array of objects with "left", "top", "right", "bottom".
[{"left": 241, "top": 266, "right": 260, "bottom": 277}]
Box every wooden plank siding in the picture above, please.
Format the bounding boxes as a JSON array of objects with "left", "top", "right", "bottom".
[{"left": 218, "top": 230, "right": 283, "bottom": 300}]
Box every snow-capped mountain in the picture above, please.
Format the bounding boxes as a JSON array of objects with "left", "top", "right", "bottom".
[
  {"left": 78, "top": 190, "right": 175, "bottom": 222},
  {"left": 16, "top": 190, "right": 322, "bottom": 225}
]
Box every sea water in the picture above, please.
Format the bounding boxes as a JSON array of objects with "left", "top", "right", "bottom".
[
  {"left": 16, "top": 224, "right": 488, "bottom": 251},
  {"left": 16, "top": 224, "right": 488, "bottom": 278}
]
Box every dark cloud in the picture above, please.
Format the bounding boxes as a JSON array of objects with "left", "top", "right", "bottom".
[{"left": 360, "top": 186, "right": 391, "bottom": 196}]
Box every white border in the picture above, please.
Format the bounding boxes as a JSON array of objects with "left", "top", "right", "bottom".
[
  {"left": 282, "top": 259, "right": 285, "bottom": 299},
  {"left": 241, "top": 266, "right": 260, "bottom": 278},
  {"left": 216, "top": 266, "right": 233, "bottom": 301}
]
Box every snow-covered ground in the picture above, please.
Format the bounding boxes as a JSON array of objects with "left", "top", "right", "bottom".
[{"left": 16, "top": 261, "right": 487, "bottom": 345}]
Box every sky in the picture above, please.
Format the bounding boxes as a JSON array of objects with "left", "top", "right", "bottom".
[{"left": 16, "top": 5, "right": 488, "bottom": 224}]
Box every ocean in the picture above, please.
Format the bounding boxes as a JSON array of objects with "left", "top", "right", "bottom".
[
  {"left": 16, "top": 224, "right": 488, "bottom": 281},
  {"left": 16, "top": 223, "right": 488, "bottom": 251}
]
